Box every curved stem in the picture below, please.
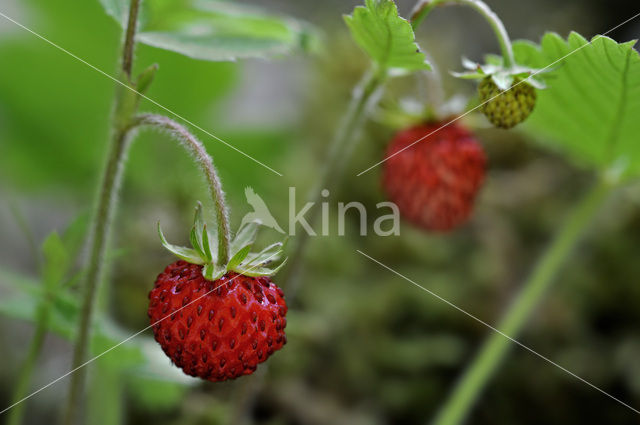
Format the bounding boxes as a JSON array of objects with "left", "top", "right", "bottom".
[
  {"left": 411, "top": 0, "right": 515, "bottom": 67},
  {"left": 132, "top": 114, "right": 232, "bottom": 265},
  {"left": 431, "top": 179, "right": 611, "bottom": 425},
  {"left": 63, "top": 1, "right": 141, "bottom": 423}
]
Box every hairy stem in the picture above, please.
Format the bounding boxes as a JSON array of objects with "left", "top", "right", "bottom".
[
  {"left": 282, "top": 70, "right": 386, "bottom": 299},
  {"left": 63, "top": 1, "right": 142, "bottom": 423},
  {"left": 132, "top": 114, "right": 232, "bottom": 265},
  {"left": 432, "top": 179, "right": 611, "bottom": 425},
  {"left": 411, "top": 0, "right": 515, "bottom": 67},
  {"left": 63, "top": 126, "right": 136, "bottom": 425}
]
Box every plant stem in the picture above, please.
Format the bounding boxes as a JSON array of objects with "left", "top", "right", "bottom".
[
  {"left": 132, "top": 114, "right": 232, "bottom": 265},
  {"left": 63, "top": 1, "right": 141, "bottom": 424},
  {"left": 431, "top": 179, "right": 611, "bottom": 425},
  {"left": 282, "top": 70, "right": 386, "bottom": 299},
  {"left": 62, "top": 126, "right": 137, "bottom": 425},
  {"left": 7, "top": 295, "right": 52, "bottom": 425},
  {"left": 226, "top": 70, "right": 387, "bottom": 425},
  {"left": 411, "top": 0, "right": 515, "bottom": 67},
  {"left": 121, "top": 0, "right": 140, "bottom": 79}
]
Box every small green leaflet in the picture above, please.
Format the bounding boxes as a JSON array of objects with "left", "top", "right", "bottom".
[
  {"left": 344, "top": 0, "right": 431, "bottom": 75},
  {"left": 514, "top": 32, "right": 640, "bottom": 177},
  {"left": 98, "top": 0, "right": 319, "bottom": 62}
]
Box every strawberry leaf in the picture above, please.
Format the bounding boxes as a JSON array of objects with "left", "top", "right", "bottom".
[
  {"left": 344, "top": 0, "right": 431, "bottom": 75},
  {"left": 514, "top": 32, "right": 640, "bottom": 178},
  {"left": 99, "top": 0, "right": 320, "bottom": 62}
]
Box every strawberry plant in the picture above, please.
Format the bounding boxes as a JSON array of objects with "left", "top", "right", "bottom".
[{"left": 1, "top": 0, "right": 640, "bottom": 424}]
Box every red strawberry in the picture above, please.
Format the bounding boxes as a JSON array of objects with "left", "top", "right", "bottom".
[
  {"left": 382, "top": 122, "right": 486, "bottom": 232},
  {"left": 152, "top": 203, "right": 288, "bottom": 381},
  {"left": 148, "top": 261, "right": 287, "bottom": 381}
]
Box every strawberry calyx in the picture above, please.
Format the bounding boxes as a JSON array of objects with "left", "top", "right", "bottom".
[
  {"left": 451, "top": 55, "right": 549, "bottom": 91},
  {"left": 158, "top": 202, "right": 286, "bottom": 281}
]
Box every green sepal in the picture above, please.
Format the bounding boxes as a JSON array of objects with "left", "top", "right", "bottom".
[
  {"left": 189, "top": 202, "right": 207, "bottom": 259},
  {"left": 230, "top": 220, "right": 260, "bottom": 255},
  {"left": 235, "top": 258, "right": 287, "bottom": 278},
  {"left": 157, "top": 223, "right": 205, "bottom": 265},
  {"left": 201, "top": 224, "right": 214, "bottom": 263},
  {"left": 451, "top": 56, "right": 549, "bottom": 90},
  {"left": 241, "top": 240, "right": 286, "bottom": 268},
  {"left": 202, "top": 263, "right": 225, "bottom": 281},
  {"left": 227, "top": 244, "right": 252, "bottom": 270},
  {"left": 158, "top": 202, "right": 287, "bottom": 281}
]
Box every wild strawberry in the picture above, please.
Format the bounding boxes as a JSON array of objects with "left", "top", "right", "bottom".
[
  {"left": 382, "top": 122, "right": 486, "bottom": 232},
  {"left": 478, "top": 77, "right": 536, "bottom": 129},
  {"left": 148, "top": 262, "right": 287, "bottom": 381},
  {"left": 150, "top": 203, "right": 287, "bottom": 381}
]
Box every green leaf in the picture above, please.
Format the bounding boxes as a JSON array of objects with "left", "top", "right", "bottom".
[
  {"left": 514, "top": 32, "right": 640, "bottom": 177},
  {"left": 344, "top": 0, "right": 431, "bottom": 75},
  {"left": 0, "top": 267, "right": 78, "bottom": 339},
  {"left": 132, "top": 0, "right": 319, "bottom": 62},
  {"left": 41, "top": 232, "right": 70, "bottom": 291},
  {"left": 60, "top": 211, "right": 90, "bottom": 260}
]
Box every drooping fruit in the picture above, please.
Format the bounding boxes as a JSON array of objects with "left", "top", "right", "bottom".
[
  {"left": 382, "top": 122, "right": 486, "bottom": 232},
  {"left": 150, "top": 203, "right": 287, "bottom": 381},
  {"left": 148, "top": 261, "right": 287, "bottom": 381}
]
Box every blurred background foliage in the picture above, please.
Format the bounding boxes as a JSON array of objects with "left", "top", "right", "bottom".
[{"left": 1, "top": 0, "right": 640, "bottom": 424}]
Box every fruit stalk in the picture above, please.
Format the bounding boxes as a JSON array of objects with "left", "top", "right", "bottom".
[
  {"left": 63, "top": 0, "right": 142, "bottom": 423},
  {"left": 411, "top": 0, "right": 515, "bottom": 67},
  {"left": 132, "top": 113, "right": 231, "bottom": 265},
  {"left": 432, "top": 179, "right": 611, "bottom": 425}
]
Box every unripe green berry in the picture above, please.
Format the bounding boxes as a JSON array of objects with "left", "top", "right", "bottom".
[{"left": 478, "top": 77, "right": 536, "bottom": 129}]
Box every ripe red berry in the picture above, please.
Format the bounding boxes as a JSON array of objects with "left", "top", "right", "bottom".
[
  {"left": 382, "top": 122, "right": 486, "bottom": 232},
  {"left": 148, "top": 261, "right": 287, "bottom": 382}
]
